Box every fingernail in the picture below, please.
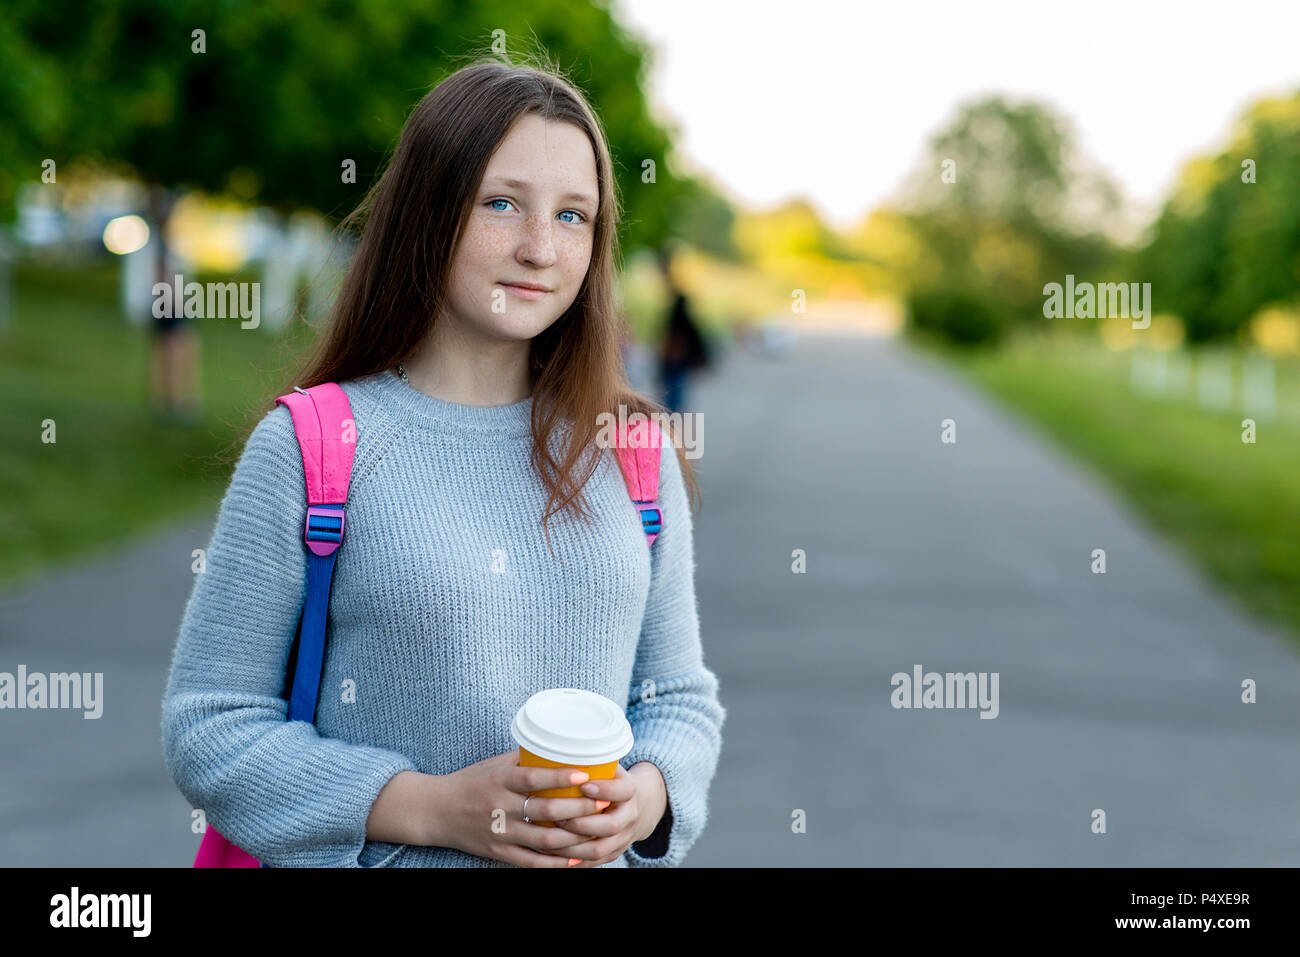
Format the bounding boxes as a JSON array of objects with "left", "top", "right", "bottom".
[
  {"left": 570, "top": 772, "right": 589, "bottom": 785},
  {"left": 568, "top": 858, "right": 581, "bottom": 866},
  {"left": 596, "top": 800, "right": 611, "bottom": 811},
  {"left": 580, "top": 782, "right": 598, "bottom": 795}
]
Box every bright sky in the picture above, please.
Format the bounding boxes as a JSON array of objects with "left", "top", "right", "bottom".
[{"left": 615, "top": 0, "right": 1300, "bottom": 231}]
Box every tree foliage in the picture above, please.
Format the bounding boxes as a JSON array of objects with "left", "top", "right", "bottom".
[
  {"left": 1139, "top": 93, "right": 1300, "bottom": 343},
  {"left": 1, "top": 0, "right": 687, "bottom": 253},
  {"left": 894, "top": 95, "right": 1120, "bottom": 342}
]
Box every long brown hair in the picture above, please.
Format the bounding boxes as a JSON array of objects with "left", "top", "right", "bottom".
[{"left": 244, "top": 54, "right": 700, "bottom": 557}]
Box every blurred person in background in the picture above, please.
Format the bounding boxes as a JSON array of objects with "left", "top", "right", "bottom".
[
  {"left": 656, "top": 244, "right": 711, "bottom": 413},
  {"left": 145, "top": 185, "right": 203, "bottom": 425}
]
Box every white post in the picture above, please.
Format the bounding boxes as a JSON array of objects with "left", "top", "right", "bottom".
[
  {"left": 259, "top": 213, "right": 295, "bottom": 335},
  {"left": 1132, "top": 346, "right": 1170, "bottom": 395},
  {"left": 1241, "top": 351, "right": 1276, "bottom": 422},
  {"left": 1166, "top": 347, "right": 1189, "bottom": 398},
  {"left": 1195, "top": 349, "right": 1233, "bottom": 411},
  {"left": 1149, "top": 347, "right": 1169, "bottom": 394}
]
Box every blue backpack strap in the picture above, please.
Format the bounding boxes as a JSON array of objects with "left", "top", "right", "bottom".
[
  {"left": 289, "top": 509, "right": 345, "bottom": 723},
  {"left": 273, "top": 383, "right": 356, "bottom": 725}
]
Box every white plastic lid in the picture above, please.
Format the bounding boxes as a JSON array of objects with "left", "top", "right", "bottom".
[{"left": 510, "top": 688, "right": 635, "bottom": 766}]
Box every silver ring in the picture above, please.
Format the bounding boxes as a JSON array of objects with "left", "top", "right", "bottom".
[{"left": 522, "top": 796, "right": 532, "bottom": 824}]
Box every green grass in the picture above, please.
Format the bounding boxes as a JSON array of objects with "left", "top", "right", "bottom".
[
  {"left": 909, "top": 325, "right": 1300, "bottom": 648},
  {"left": 0, "top": 260, "right": 318, "bottom": 590}
]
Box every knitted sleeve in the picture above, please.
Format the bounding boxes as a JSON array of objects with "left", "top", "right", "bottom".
[
  {"left": 620, "top": 438, "right": 727, "bottom": 867},
  {"left": 160, "top": 403, "right": 417, "bottom": 867}
]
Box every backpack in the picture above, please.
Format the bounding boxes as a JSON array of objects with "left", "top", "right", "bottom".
[{"left": 193, "top": 381, "right": 663, "bottom": 867}]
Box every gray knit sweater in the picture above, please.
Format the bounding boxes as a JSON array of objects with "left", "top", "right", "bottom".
[{"left": 161, "top": 369, "right": 725, "bottom": 867}]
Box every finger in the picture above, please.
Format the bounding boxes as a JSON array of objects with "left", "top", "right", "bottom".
[
  {"left": 500, "top": 842, "right": 579, "bottom": 868},
  {"left": 554, "top": 800, "right": 635, "bottom": 838},
  {"left": 513, "top": 765, "right": 593, "bottom": 794},
  {"left": 515, "top": 820, "right": 597, "bottom": 853},
  {"left": 563, "top": 831, "right": 628, "bottom": 863},
  {"left": 524, "top": 796, "right": 608, "bottom": 823},
  {"left": 578, "top": 776, "right": 636, "bottom": 802}
]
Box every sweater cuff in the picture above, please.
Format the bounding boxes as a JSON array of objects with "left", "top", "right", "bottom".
[
  {"left": 165, "top": 692, "right": 419, "bottom": 868},
  {"left": 629, "top": 765, "right": 673, "bottom": 858},
  {"left": 619, "top": 724, "right": 712, "bottom": 868},
  {"left": 228, "top": 744, "right": 416, "bottom": 868}
]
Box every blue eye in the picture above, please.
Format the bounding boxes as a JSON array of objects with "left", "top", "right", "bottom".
[{"left": 486, "top": 198, "right": 586, "bottom": 224}]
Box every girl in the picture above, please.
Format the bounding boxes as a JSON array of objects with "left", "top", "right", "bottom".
[{"left": 161, "top": 57, "right": 726, "bottom": 868}]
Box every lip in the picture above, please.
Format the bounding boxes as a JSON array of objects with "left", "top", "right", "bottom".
[{"left": 499, "top": 281, "right": 550, "bottom": 301}]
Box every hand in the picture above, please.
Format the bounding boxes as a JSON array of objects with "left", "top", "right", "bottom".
[
  {"left": 433, "top": 751, "right": 614, "bottom": 868},
  {"left": 553, "top": 762, "right": 667, "bottom": 868}
]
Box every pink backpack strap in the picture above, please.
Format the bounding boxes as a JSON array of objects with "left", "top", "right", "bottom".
[
  {"left": 274, "top": 383, "right": 356, "bottom": 556},
  {"left": 614, "top": 415, "right": 663, "bottom": 547}
]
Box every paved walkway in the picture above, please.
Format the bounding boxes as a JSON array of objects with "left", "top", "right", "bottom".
[
  {"left": 2, "top": 331, "right": 1298, "bottom": 865},
  {"left": 687, "top": 333, "right": 1300, "bottom": 865}
]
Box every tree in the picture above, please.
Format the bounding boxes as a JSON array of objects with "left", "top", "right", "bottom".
[
  {"left": 3, "top": 0, "right": 689, "bottom": 256},
  {"left": 1140, "top": 92, "right": 1300, "bottom": 343},
  {"left": 891, "top": 95, "right": 1120, "bottom": 338}
]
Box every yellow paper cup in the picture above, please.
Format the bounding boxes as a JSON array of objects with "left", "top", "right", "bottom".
[{"left": 511, "top": 689, "right": 634, "bottom": 828}]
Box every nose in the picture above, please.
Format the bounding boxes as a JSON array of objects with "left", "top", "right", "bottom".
[{"left": 516, "top": 213, "right": 557, "bottom": 269}]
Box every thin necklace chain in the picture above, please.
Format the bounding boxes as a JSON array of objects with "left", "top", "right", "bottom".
[{"left": 395, "top": 362, "right": 532, "bottom": 404}]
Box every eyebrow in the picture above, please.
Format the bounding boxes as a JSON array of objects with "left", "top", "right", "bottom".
[{"left": 482, "top": 177, "right": 596, "bottom": 207}]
